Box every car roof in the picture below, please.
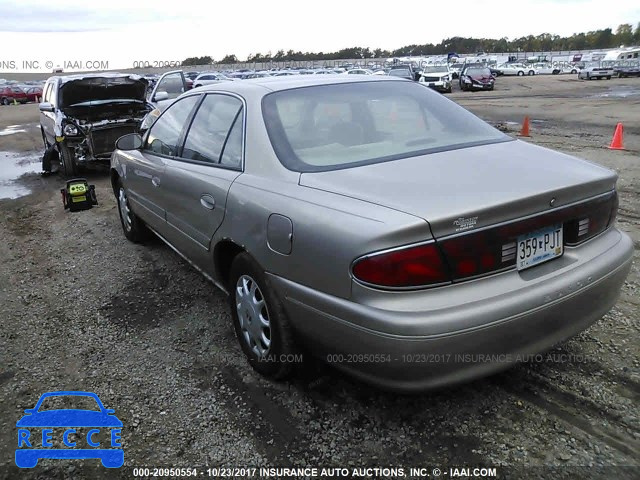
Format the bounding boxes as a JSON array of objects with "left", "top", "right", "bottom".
[{"left": 193, "top": 74, "right": 404, "bottom": 95}]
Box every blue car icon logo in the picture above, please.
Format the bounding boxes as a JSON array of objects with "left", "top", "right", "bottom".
[{"left": 15, "top": 391, "right": 123, "bottom": 468}]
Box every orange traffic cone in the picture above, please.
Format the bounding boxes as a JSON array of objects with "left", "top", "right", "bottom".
[
  {"left": 519, "top": 116, "right": 530, "bottom": 137},
  {"left": 608, "top": 123, "right": 624, "bottom": 150}
]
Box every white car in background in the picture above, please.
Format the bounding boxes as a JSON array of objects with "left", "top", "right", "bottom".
[
  {"left": 344, "top": 68, "right": 373, "bottom": 75},
  {"left": 532, "top": 63, "right": 561, "bottom": 75},
  {"left": 193, "top": 73, "right": 233, "bottom": 88},
  {"left": 498, "top": 63, "right": 536, "bottom": 76},
  {"left": 561, "top": 64, "right": 583, "bottom": 74},
  {"left": 418, "top": 65, "right": 452, "bottom": 93}
]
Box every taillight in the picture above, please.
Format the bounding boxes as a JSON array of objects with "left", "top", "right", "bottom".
[
  {"left": 564, "top": 191, "right": 618, "bottom": 245},
  {"left": 352, "top": 242, "right": 450, "bottom": 289},
  {"left": 439, "top": 229, "right": 514, "bottom": 281},
  {"left": 353, "top": 191, "right": 618, "bottom": 288},
  {"left": 440, "top": 191, "right": 619, "bottom": 281}
]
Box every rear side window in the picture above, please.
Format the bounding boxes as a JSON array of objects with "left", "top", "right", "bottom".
[
  {"left": 145, "top": 95, "right": 199, "bottom": 156},
  {"left": 182, "top": 94, "right": 243, "bottom": 166},
  {"left": 262, "top": 81, "right": 510, "bottom": 172}
]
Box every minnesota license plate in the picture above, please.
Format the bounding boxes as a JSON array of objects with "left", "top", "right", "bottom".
[
  {"left": 517, "top": 224, "right": 563, "bottom": 271},
  {"left": 71, "top": 195, "right": 87, "bottom": 203}
]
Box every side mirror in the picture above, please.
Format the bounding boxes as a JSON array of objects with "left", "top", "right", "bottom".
[
  {"left": 39, "top": 102, "right": 54, "bottom": 112},
  {"left": 105, "top": 409, "right": 115, "bottom": 414},
  {"left": 153, "top": 91, "right": 169, "bottom": 102},
  {"left": 115, "top": 133, "right": 143, "bottom": 151},
  {"left": 23, "top": 408, "right": 36, "bottom": 414}
]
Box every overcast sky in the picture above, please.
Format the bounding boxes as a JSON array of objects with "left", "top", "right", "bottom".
[{"left": 0, "top": 0, "right": 638, "bottom": 72}]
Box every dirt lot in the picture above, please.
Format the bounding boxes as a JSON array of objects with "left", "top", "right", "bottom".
[{"left": 0, "top": 75, "right": 638, "bottom": 480}]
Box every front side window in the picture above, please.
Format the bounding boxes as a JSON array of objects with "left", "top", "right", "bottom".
[
  {"left": 182, "top": 94, "right": 243, "bottom": 166},
  {"left": 262, "top": 81, "right": 510, "bottom": 172},
  {"left": 43, "top": 83, "right": 52, "bottom": 102},
  {"left": 145, "top": 95, "right": 199, "bottom": 156}
]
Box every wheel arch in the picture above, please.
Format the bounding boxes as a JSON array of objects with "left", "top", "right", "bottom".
[
  {"left": 110, "top": 168, "right": 121, "bottom": 196},
  {"left": 213, "top": 239, "right": 247, "bottom": 289}
]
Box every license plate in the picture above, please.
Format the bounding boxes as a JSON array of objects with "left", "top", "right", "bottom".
[
  {"left": 428, "top": 83, "right": 435, "bottom": 87},
  {"left": 517, "top": 224, "right": 563, "bottom": 271},
  {"left": 71, "top": 195, "right": 87, "bottom": 203}
]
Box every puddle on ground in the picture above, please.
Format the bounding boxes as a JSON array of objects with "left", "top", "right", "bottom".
[
  {"left": 0, "top": 125, "right": 27, "bottom": 136},
  {"left": 592, "top": 86, "right": 640, "bottom": 98},
  {"left": 0, "top": 151, "right": 41, "bottom": 199}
]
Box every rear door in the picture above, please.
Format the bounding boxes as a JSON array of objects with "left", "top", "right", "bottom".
[{"left": 159, "top": 93, "right": 244, "bottom": 273}]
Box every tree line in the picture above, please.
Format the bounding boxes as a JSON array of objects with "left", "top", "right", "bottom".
[{"left": 183, "top": 23, "right": 640, "bottom": 65}]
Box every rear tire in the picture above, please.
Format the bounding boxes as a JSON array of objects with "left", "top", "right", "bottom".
[
  {"left": 116, "top": 179, "right": 148, "bottom": 243},
  {"left": 59, "top": 143, "right": 78, "bottom": 177},
  {"left": 1, "top": 97, "right": 9, "bottom": 105},
  {"left": 528, "top": 70, "right": 535, "bottom": 76},
  {"left": 517, "top": 71, "right": 524, "bottom": 76},
  {"left": 229, "top": 252, "right": 297, "bottom": 380}
]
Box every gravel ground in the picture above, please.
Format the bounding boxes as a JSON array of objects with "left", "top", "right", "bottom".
[{"left": 0, "top": 75, "right": 638, "bottom": 480}]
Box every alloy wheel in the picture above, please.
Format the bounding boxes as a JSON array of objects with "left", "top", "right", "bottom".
[{"left": 118, "top": 188, "right": 132, "bottom": 232}]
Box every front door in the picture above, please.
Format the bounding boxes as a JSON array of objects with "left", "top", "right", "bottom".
[
  {"left": 148, "top": 70, "right": 187, "bottom": 112},
  {"left": 126, "top": 94, "right": 201, "bottom": 231}
]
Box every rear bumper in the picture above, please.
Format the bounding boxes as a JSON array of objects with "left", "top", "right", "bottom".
[{"left": 270, "top": 228, "right": 633, "bottom": 391}]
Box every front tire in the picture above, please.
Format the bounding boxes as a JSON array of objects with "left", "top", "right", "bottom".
[
  {"left": 116, "top": 180, "right": 148, "bottom": 242},
  {"left": 59, "top": 143, "right": 78, "bottom": 177},
  {"left": 528, "top": 70, "right": 535, "bottom": 76},
  {"left": 517, "top": 71, "right": 524, "bottom": 76},
  {"left": 229, "top": 253, "right": 297, "bottom": 380},
  {"left": 40, "top": 128, "right": 49, "bottom": 150}
]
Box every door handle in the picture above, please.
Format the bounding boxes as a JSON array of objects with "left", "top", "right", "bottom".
[
  {"left": 151, "top": 176, "right": 160, "bottom": 187},
  {"left": 200, "top": 194, "right": 215, "bottom": 210}
]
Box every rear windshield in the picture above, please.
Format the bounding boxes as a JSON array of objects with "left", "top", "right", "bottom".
[
  {"left": 388, "top": 69, "right": 411, "bottom": 77},
  {"left": 262, "top": 81, "right": 510, "bottom": 172}
]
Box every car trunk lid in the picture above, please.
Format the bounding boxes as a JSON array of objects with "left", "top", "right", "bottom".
[{"left": 299, "top": 140, "right": 617, "bottom": 239}]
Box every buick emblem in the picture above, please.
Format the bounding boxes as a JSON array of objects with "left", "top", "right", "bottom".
[{"left": 550, "top": 197, "right": 556, "bottom": 207}]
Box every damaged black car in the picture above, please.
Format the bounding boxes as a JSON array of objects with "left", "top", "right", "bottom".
[{"left": 39, "top": 73, "right": 153, "bottom": 176}]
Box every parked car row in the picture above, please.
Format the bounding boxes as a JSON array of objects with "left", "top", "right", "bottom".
[{"left": 0, "top": 84, "right": 43, "bottom": 105}]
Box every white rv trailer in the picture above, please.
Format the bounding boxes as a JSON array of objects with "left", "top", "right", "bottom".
[{"left": 602, "top": 46, "right": 640, "bottom": 61}]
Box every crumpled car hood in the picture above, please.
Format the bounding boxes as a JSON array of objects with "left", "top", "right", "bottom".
[{"left": 58, "top": 74, "right": 148, "bottom": 108}]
